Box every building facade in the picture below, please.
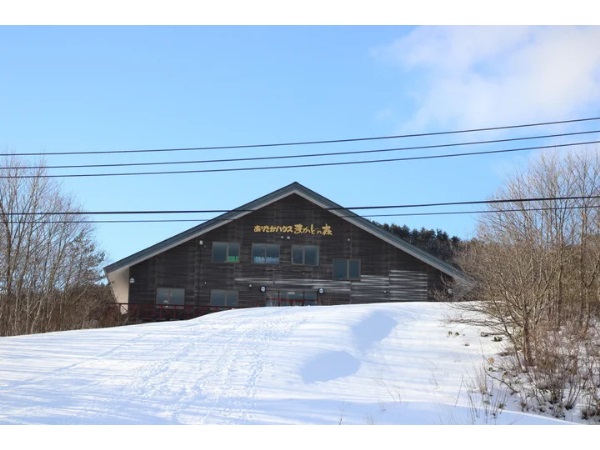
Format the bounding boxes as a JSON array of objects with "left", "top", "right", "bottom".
[{"left": 104, "top": 183, "right": 470, "bottom": 320}]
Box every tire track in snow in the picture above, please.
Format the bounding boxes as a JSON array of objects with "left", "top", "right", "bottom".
[
  {"left": 0, "top": 323, "right": 200, "bottom": 424},
  {"left": 72, "top": 322, "right": 216, "bottom": 423},
  {"left": 188, "top": 307, "right": 306, "bottom": 424},
  {"left": 108, "top": 318, "right": 243, "bottom": 423},
  {"left": 0, "top": 308, "right": 307, "bottom": 424}
]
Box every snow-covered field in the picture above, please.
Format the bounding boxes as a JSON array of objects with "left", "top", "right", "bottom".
[{"left": 0, "top": 302, "right": 589, "bottom": 445}]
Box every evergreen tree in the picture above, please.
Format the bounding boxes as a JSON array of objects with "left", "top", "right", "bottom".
[{"left": 372, "top": 221, "right": 462, "bottom": 264}]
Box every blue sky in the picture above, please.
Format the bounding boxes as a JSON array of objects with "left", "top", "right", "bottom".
[{"left": 1, "top": 23, "right": 600, "bottom": 265}]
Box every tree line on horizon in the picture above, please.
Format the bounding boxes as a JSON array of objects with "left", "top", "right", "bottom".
[{"left": 371, "top": 222, "right": 463, "bottom": 264}]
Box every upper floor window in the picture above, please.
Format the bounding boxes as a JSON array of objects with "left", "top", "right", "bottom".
[
  {"left": 212, "top": 242, "right": 240, "bottom": 263},
  {"left": 333, "top": 259, "right": 361, "bottom": 280},
  {"left": 292, "top": 245, "right": 319, "bottom": 266},
  {"left": 252, "top": 243, "right": 280, "bottom": 264}
]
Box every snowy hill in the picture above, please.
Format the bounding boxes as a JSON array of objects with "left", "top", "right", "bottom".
[{"left": 0, "top": 302, "right": 574, "bottom": 427}]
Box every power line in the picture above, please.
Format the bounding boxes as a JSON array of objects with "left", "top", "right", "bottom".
[
  {"left": 3, "top": 139, "right": 600, "bottom": 179},
  {"left": 4, "top": 129, "right": 599, "bottom": 171},
  {"left": 6, "top": 204, "right": 600, "bottom": 224},
  {"left": 4, "top": 194, "right": 600, "bottom": 216},
  {"left": 3, "top": 116, "right": 600, "bottom": 157},
  {"left": 365, "top": 204, "right": 600, "bottom": 218}
]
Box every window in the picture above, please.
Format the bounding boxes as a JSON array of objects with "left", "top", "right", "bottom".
[
  {"left": 210, "top": 290, "right": 239, "bottom": 307},
  {"left": 280, "top": 290, "right": 318, "bottom": 306},
  {"left": 212, "top": 242, "right": 240, "bottom": 263},
  {"left": 156, "top": 287, "right": 185, "bottom": 306},
  {"left": 291, "top": 245, "right": 319, "bottom": 266},
  {"left": 333, "top": 259, "right": 361, "bottom": 280},
  {"left": 252, "top": 243, "right": 280, "bottom": 264}
]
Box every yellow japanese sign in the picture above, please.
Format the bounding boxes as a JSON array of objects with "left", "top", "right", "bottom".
[{"left": 253, "top": 224, "right": 333, "bottom": 236}]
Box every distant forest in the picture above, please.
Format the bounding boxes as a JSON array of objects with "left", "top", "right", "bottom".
[{"left": 372, "top": 222, "right": 462, "bottom": 264}]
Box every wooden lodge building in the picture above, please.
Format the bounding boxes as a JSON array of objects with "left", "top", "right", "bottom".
[{"left": 104, "top": 182, "right": 471, "bottom": 321}]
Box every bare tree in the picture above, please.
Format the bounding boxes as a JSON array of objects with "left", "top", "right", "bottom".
[
  {"left": 0, "top": 157, "right": 116, "bottom": 336},
  {"left": 459, "top": 149, "right": 600, "bottom": 360},
  {"left": 457, "top": 148, "right": 600, "bottom": 418}
]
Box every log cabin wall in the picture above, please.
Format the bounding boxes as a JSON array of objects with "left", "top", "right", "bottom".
[{"left": 127, "top": 193, "right": 447, "bottom": 309}]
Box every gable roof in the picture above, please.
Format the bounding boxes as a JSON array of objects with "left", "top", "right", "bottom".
[{"left": 104, "top": 182, "right": 470, "bottom": 286}]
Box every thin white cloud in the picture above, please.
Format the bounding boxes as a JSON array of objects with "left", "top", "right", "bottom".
[{"left": 375, "top": 26, "right": 600, "bottom": 131}]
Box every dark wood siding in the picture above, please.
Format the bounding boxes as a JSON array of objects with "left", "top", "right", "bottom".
[{"left": 128, "top": 193, "right": 448, "bottom": 308}]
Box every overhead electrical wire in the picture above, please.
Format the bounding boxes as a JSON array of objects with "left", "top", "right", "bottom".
[
  {"left": 364, "top": 204, "right": 600, "bottom": 218},
  {"left": 3, "top": 116, "right": 600, "bottom": 225},
  {"left": 4, "top": 194, "right": 600, "bottom": 217},
  {"left": 2, "top": 139, "right": 600, "bottom": 179},
  {"left": 3, "top": 129, "right": 599, "bottom": 171},
  {"left": 7, "top": 203, "right": 600, "bottom": 225},
  {"left": 2, "top": 116, "right": 600, "bottom": 157}
]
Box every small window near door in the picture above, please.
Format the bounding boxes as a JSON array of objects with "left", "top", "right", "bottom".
[
  {"left": 210, "top": 289, "right": 239, "bottom": 307},
  {"left": 156, "top": 287, "right": 185, "bottom": 306},
  {"left": 291, "top": 245, "right": 319, "bottom": 266}
]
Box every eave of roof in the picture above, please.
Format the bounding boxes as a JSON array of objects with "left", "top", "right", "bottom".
[{"left": 103, "top": 182, "right": 470, "bottom": 285}]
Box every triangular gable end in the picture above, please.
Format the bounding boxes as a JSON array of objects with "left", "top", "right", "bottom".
[{"left": 104, "top": 182, "right": 472, "bottom": 306}]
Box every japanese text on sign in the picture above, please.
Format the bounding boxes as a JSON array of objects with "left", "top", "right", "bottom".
[{"left": 253, "top": 224, "right": 333, "bottom": 236}]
